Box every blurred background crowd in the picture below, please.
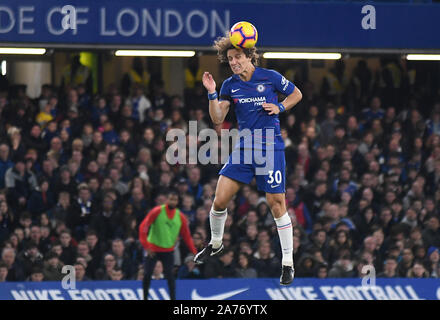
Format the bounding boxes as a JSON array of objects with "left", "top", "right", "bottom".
[{"left": 0, "top": 55, "right": 439, "bottom": 283}]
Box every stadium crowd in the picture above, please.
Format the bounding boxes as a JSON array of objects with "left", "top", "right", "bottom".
[{"left": 0, "top": 57, "right": 439, "bottom": 282}]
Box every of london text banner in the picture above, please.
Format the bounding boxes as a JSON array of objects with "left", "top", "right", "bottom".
[
  {"left": 0, "top": 278, "right": 439, "bottom": 300},
  {"left": 0, "top": 0, "right": 439, "bottom": 49}
]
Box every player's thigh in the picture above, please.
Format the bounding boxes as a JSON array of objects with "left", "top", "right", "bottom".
[
  {"left": 255, "top": 150, "right": 286, "bottom": 193},
  {"left": 213, "top": 175, "right": 242, "bottom": 210}
]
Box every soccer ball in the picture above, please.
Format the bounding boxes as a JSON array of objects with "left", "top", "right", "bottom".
[{"left": 229, "top": 21, "right": 258, "bottom": 49}]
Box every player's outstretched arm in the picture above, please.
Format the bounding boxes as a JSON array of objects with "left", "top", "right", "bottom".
[{"left": 202, "top": 72, "right": 230, "bottom": 125}]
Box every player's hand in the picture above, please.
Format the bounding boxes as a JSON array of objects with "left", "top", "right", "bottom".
[
  {"left": 202, "top": 72, "right": 216, "bottom": 93},
  {"left": 262, "top": 103, "right": 281, "bottom": 115}
]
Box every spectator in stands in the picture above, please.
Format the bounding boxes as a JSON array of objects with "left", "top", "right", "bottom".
[
  {"left": 235, "top": 252, "right": 257, "bottom": 278},
  {"left": 129, "top": 187, "right": 149, "bottom": 224},
  {"left": 190, "top": 207, "right": 209, "bottom": 235},
  {"left": 240, "top": 224, "right": 259, "bottom": 252},
  {"left": 69, "top": 183, "right": 95, "bottom": 239},
  {"left": 397, "top": 247, "right": 414, "bottom": 277},
  {"left": 1, "top": 247, "right": 24, "bottom": 281},
  {"left": 426, "top": 246, "right": 440, "bottom": 278},
  {"left": 328, "top": 250, "right": 356, "bottom": 278},
  {"left": 42, "top": 252, "right": 63, "bottom": 281},
  {"left": 53, "top": 165, "right": 77, "bottom": 198},
  {"left": 191, "top": 231, "right": 205, "bottom": 253},
  {"left": 180, "top": 193, "right": 196, "bottom": 223},
  {"left": 377, "top": 257, "right": 399, "bottom": 278},
  {"left": 76, "top": 241, "right": 93, "bottom": 276},
  {"left": 90, "top": 195, "right": 121, "bottom": 241},
  {"left": 59, "top": 230, "right": 76, "bottom": 266},
  {"left": 315, "top": 263, "right": 328, "bottom": 279},
  {"left": 151, "top": 260, "right": 164, "bottom": 280},
  {"left": 110, "top": 238, "right": 135, "bottom": 279},
  {"left": 177, "top": 254, "right": 203, "bottom": 279},
  {"left": 8, "top": 126, "right": 27, "bottom": 161},
  {"left": 353, "top": 206, "right": 379, "bottom": 240},
  {"left": 328, "top": 230, "right": 353, "bottom": 266},
  {"left": 319, "top": 106, "right": 339, "bottom": 145},
  {"left": 75, "top": 262, "right": 90, "bottom": 281},
  {"left": 414, "top": 244, "right": 427, "bottom": 261},
  {"left": 108, "top": 167, "right": 129, "bottom": 197},
  {"left": 85, "top": 229, "right": 105, "bottom": 270},
  {"left": 36, "top": 103, "right": 54, "bottom": 129},
  {"left": 130, "top": 84, "right": 151, "bottom": 124},
  {"left": 362, "top": 96, "right": 384, "bottom": 125},
  {"left": 360, "top": 235, "right": 383, "bottom": 272},
  {"left": 306, "top": 229, "right": 330, "bottom": 262},
  {"left": 29, "top": 267, "right": 44, "bottom": 282},
  {"left": 187, "top": 167, "right": 203, "bottom": 205},
  {"left": 422, "top": 215, "right": 440, "bottom": 248},
  {"left": 17, "top": 241, "right": 44, "bottom": 279},
  {"left": 27, "top": 178, "right": 55, "bottom": 218},
  {"left": 90, "top": 96, "right": 108, "bottom": 127},
  {"left": 110, "top": 266, "right": 124, "bottom": 281},
  {"left": 286, "top": 187, "right": 313, "bottom": 234},
  {"left": 204, "top": 248, "right": 237, "bottom": 279},
  {"left": 5, "top": 154, "right": 37, "bottom": 211},
  {"left": 24, "top": 225, "right": 46, "bottom": 255},
  {"left": 0, "top": 261, "right": 8, "bottom": 282},
  {"left": 407, "top": 260, "right": 429, "bottom": 278},
  {"left": 95, "top": 253, "right": 116, "bottom": 280},
  {"left": 296, "top": 253, "right": 318, "bottom": 278},
  {"left": 50, "top": 240, "right": 63, "bottom": 257},
  {"left": 0, "top": 200, "right": 13, "bottom": 244},
  {"left": 0, "top": 143, "right": 13, "bottom": 190},
  {"left": 252, "top": 241, "right": 280, "bottom": 278},
  {"left": 303, "top": 182, "right": 329, "bottom": 220}
]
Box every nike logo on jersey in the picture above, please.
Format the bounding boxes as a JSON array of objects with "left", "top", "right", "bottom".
[
  {"left": 231, "top": 89, "right": 240, "bottom": 93},
  {"left": 191, "top": 288, "right": 249, "bottom": 300},
  {"left": 270, "top": 184, "right": 280, "bottom": 188}
]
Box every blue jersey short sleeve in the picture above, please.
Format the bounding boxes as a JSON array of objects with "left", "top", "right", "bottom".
[
  {"left": 267, "top": 69, "right": 295, "bottom": 96},
  {"left": 219, "top": 78, "right": 231, "bottom": 102}
]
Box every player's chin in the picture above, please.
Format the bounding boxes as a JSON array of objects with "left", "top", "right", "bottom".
[{"left": 230, "top": 66, "right": 242, "bottom": 74}]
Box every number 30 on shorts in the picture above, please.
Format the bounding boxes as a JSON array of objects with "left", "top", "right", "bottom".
[{"left": 267, "top": 170, "right": 282, "bottom": 184}]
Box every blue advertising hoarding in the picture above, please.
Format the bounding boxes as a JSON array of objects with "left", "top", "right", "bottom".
[
  {"left": 0, "top": 0, "right": 439, "bottom": 50},
  {"left": 1, "top": 278, "right": 439, "bottom": 300}
]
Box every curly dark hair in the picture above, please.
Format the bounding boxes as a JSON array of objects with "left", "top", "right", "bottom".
[{"left": 213, "top": 35, "right": 259, "bottom": 66}]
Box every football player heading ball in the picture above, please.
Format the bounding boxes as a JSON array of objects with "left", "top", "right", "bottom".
[{"left": 194, "top": 22, "right": 303, "bottom": 285}]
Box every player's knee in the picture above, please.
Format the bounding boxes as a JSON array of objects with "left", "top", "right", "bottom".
[
  {"left": 271, "top": 203, "right": 283, "bottom": 216},
  {"left": 266, "top": 197, "right": 284, "bottom": 216},
  {"left": 212, "top": 197, "right": 227, "bottom": 211}
]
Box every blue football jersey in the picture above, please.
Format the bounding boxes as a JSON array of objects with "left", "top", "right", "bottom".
[{"left": 219, "top": 67, "right": 295, "bottom": 150}]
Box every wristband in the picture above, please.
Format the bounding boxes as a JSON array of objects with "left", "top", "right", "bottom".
[
  {"left": 278, "top": 103, "right": 286, "bottom": 113},
  {"left": 208, "top": 91, "right": 218, "bottom": 100}
]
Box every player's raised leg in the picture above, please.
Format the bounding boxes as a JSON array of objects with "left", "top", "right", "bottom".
[
  {"left": 194, "top": 175, "right": 242, "bottom": 264},
  {"left": 266, "top": 192, "right": 295, "bottom": 285}
]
